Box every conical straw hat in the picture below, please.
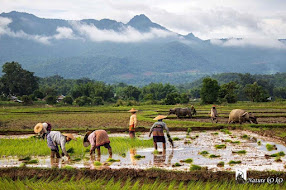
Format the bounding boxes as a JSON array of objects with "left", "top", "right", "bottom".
[
  {"left": 128, "top": 108, "right": 138, "bottom": 113},
  {"left": 63, "top": 133, "right": 77, "bottom": 141},
  {"left": 153, "top": 115, "right": 167, "bottom": 120},
  {"left": 34, "top": 123, "right": 43, "bottom": 133}
]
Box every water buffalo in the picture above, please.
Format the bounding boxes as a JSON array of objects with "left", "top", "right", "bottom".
[
  {"left": 228, "top": 109, "right": 258, "bottom": 124},
  {"left": 169, "top": 107, "right": 195, "bottom": 118}
]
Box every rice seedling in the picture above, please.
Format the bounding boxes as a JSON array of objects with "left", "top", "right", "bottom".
[
  {"left": 67, "top": 148, "right": 75, "bottom": 154},
  {"left": 121, "top": 153, "right": 126, "bottom": 157},
  {"left": 275, "top": 157, "right": 282, "bottom": 162},
  {"left": 209, "top": 154, "right": 220, "bottom": 158},
  {"left": 190, "top": 164, "right": 202, "bottom": 171},
  {"left": 231, "top": 141, "right": 240, "bottom": 144},
  {"left": 224, "top": 139, "right": 232, "bottom": 142},
  {"left": 173, "top": 162, "right": 182, "bottom": 167},
  {"left": 26, "top": 159, "right": 39, "bottom": 164},
  {"left": 94, "top": 161, "right": 102, "bottom": 166},
  {"left": 220, "top": 129, "right": 231, "bottom": 134},
  {"left": 184, "top": 140, "right": 191, "bottom": 144},
  {"left": 241, "top": 134, "right": 248, "bottom": 139},
  {"left": 72, "top": 158, "right": 81, "bottom": 162},
  {"left": 106, "top": 158, "right": 120, "bottom": 162},
  {"left": 195, "top": 134, "right": 199, "bottom": 138},
  {"left": 187, "top": 128, "right": 191, "bottom": 135},
  {"left": 270, "top": 151, "right": 285, "bottom": 157},
  {"left": 257, "top": 141, "right": 261, "bottom": 145},
  {"left": 0, "top": 137, "right": 153, "bottom": 157},
  {"left": 173, "top": 137, "right": 180, "bottom": 141},
  {"left": 18, "top": 156, "right": 31, "bottom": 161},
  {"left": 228, "top": 160, "right": 241, "bottom": 165},
  {"left": 1, "top": 176, "right": 284, "bottom": 190},
  {"left": 232, "top": 150, "right": 247, "bottom": 154},
  {"left": 180, "top": 158, "right": 193, "bottom": 163},
  {"left": 63, "top": 165, "right": 74, "bottom": 169},
  {"left": 153, "top": 150, "right": 159, "bottom": 155},
  {"left": 199, "top": 151, "right": 209, "bottom": 156},
  {"left": 217, "top": 161, "right": 224, "bottom": 167},
  {"left": 134, "top": 154, "right": 145, "bottom": 159},
  {"left": 19, "top": 163, "right": 26, "bottom": 167},
  {"left": 211, "top": 132, "right": 219, "bottom": 135},
  {"left": 266, "top": 144, "right": 277, "bottom": 151},
  {"left": 215, "top": 144, "right": 226, "bottom": 149}
]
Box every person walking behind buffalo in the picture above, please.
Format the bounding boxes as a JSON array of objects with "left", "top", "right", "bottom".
[
  {"left": 47, "top": 131, "right": 76, "bottom": 160},
  {"left": 210, "top": 105, "right": 218, "bottom": 123},
  {"left": 34, "top": 122, "right": 52, "bottom": 139},
  {"left": 128, "top": 108, "right": 138, "bottom": 138},
  {"left": 83, "top": 130, "right": 112, "bottom": 158},
  {"left": 149, "top": 115, "right": 170, "bottom": 152}
]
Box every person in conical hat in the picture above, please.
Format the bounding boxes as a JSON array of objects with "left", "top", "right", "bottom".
[
  {"left": 149, "top": 115, "right": 170, "bottom": 152},
  {"left": 210, "top": 105, "right": 219, "bottom": 123},
  {"left": 46, "top": 131, "right": 76, "bottom": 160},
  {"left": 34, "top": 122, "right": 52, "bottom": 139},
  {"left": 128, "top": 108, "right": 138, "bottom": 138}
]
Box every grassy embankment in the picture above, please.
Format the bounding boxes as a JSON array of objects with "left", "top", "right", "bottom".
[{"left": 1, "top": 101, "right": 286, "bottom": 137}]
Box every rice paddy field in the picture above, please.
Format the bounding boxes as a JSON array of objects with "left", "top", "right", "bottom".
[{"left": 1, "top": 101, "right": 286, "bottom": 189}]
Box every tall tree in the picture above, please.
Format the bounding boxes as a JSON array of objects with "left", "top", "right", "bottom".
[
  {"left": 244, "top": 82, "right": 268, "bottom": 102},
  {"left": 0, "top": 62, "right": 39, "bottom": 96},
  {"left": 200, "top": 78, "right": 220, "bottom": 104}
]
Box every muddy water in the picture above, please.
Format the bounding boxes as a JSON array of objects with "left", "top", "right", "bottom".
[{"left": 1, "top": 131, "right": 286, "bottom": 172}]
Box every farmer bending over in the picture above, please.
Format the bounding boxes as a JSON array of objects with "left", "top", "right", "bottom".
[
  {"left": 83, "top": 130, "right": 112, "bottom": 158},
  {"left": 149, "top": 115, "right": 170, "bottom": 151},
  {"left": 47, "top": 131, "right": 76, "bottom": 160}
]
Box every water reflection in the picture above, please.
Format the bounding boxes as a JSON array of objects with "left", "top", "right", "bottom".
[
  {"left": 153, "top": 149, "right": 174, "bottom": 167},
  {"left": 130, "top": 148, "right": 137, "bottom": 165}
]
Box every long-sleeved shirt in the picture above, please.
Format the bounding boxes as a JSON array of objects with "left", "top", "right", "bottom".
[
  {"left": 149, "top": 121, "right": 169, "bottom": 137},
  {"left": 210, "top": 108, "right": 218, "bottom": 118},
  {"left": 129, "top": 114, "right": 137, "bottom": 131},
  {"left": 88, "top": 130, "right": 110, "bottom": 151},
  {"left": 46, "top": 131, "right": 68, "bottom": 156}
]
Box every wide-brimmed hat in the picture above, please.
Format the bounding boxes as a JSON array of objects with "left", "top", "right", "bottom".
[
  {"left": 128, "top": 108, "right": 138, "bottom": 113},
  {"left": 34, "top": 123, "right": 43, "bottom": 133},
  {"left": 153, "top": 115, "right": 167, "bottom": 120},
  {"left": 63, "top": 133, "right": 77, "bottom": 141}
]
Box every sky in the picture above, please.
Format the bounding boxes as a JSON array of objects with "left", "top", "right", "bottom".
[{"left": 1, "top": 0, "right": 286, "bottom": 40}]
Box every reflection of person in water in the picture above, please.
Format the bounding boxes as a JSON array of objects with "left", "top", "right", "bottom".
[
  {"left": 129, "top": 148, "right": 137, "bottom": 165},
  {"left": 153, "top": 149, "right": 174, "bottom": 167}
]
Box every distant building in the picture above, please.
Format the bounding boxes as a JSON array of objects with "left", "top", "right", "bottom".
[{"left": 57, "top": 95, "right": 65, "bottom": 102}]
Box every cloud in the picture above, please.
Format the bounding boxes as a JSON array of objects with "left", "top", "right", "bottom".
[
  {"left": 70, "top": 21, "right": 176, "bottom": 43},
  {"left": 0, "top": 17, "right": 77, "bottom": 44},
  {"left": 210, "top": 37, "right": 286, "bottom": 49}
]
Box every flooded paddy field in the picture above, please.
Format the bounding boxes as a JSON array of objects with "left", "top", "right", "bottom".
[{"left": 1, "top": 130, "right": 286, "bottom": 172}]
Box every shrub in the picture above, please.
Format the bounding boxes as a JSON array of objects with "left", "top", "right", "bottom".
[
  {"left": 63, "top": 96, "right": 73, "bottom": 105},
  {"left": 46, "top": 95, "right": 57, "bottom": 105}
]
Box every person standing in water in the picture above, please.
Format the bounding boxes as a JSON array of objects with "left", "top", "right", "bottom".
[
  {"left": 128, "top": 108, "right": 138, "bottom": 138},
  {"left": 149, "top": 115, "right": 170, "bottom": 151},
  {"left": 210, "top": 105, "right": 219, "bottom": 123}
]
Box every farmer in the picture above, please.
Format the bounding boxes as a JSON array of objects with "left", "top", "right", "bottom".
[
  {"left": 128, "top": 108, "right": 138, "bottom": 138},
  {"left": 210, "top": 105, "right": 219, "bottom": 123},
  {"left": 83, "top": 130, "right": 112, "bottom": 158},
  {"left": 46, "top": 131, "right": 76, "bottom": 159},
  {"left": 149, "top": 115, "right": 170, "bottom": 151},
  {"left": 34, "top": 122, "right": 52, "bottom": 139}
]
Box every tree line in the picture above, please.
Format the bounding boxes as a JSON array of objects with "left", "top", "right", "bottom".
[{"left": 1, "top": 62, "right": 286, "bottom": 106}]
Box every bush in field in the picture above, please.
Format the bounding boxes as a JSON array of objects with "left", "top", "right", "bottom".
[
  {"left": 21, "top": 95, "right": 33, "bottom": 105},
  {"left": 33, "top": 90, "right": 44, "bottom": 99},
  {"left": 180, "top": 93, "right": 189, "bottom": 104},
  {"left": 75, "top": 96, "right": 92, "bottom": 106},
  {"left": 63, "top": 96, "right": 73, "bottom": 105},
  {"left": 165, "top": 92, "right": 180, "bottom": 105},
  {"left": 93, "top": 96, "right": 104, "bottom": 105},
  {"left": 45, "top": 95, "right": 57, "bottom": 105}
]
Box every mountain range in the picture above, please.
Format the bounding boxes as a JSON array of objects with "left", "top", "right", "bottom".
[{"left": 0, "top": 11, "right": 285, "bottom": 85}]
